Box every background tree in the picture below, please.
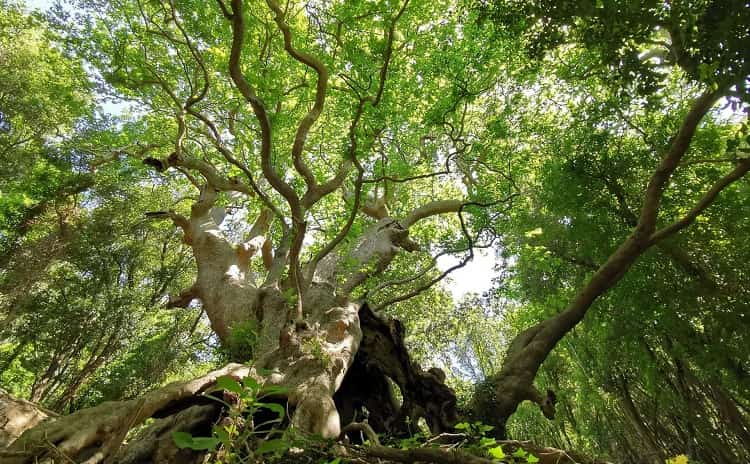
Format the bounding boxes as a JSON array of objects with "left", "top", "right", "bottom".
[{"left": 470, "top": 0, "right": 750, "bottom": 441}]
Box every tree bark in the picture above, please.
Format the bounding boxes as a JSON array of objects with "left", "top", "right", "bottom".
[
  {"left": 0, "top": 388, "right": 55, "bottom": 449},
  {"left": 2, "top": 194, "right": 462, "bottom": 462},
  {"left": 472, "top": 89, "right": 750, "bottom": 436}
]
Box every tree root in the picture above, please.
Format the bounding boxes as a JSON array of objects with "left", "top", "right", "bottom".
[
  {"left": 347, "top": 439, "right": 610, "bottom": 464},
  {"left": 336, "top": 421, "right": 610, "bottom": 464},
  {"left": 362, "top": 445, "right": 495, "bottom": 464},
  {"left": 3, "top": 363, "right": 249, "bottom": 464},
  {"left": 0, "top": 387, "right": 56, "bottom": 449},
  {"left": 115, "top": 404, "right": 219, "bottom": 464}
]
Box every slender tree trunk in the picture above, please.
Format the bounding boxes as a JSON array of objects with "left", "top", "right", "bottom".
[
  {"left": 471, "top": 90, "right": 750, "bottom": 435},
  {"left": 611, "top": 377, "right": 663, "bottom": 464}
]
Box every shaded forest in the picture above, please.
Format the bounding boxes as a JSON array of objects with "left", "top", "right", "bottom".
[{"left": 1, "top": 0, "right": 748, "bottom": 463}]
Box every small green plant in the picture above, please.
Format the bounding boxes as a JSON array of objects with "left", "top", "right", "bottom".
[
  {"left": 172, "top": 374, "right": 291, "bottom": 463},
  {"left": 666, "top": 456, "right": 689, "bottom": 464},
  {"left": 453, "top": 421, "right": 539, "bottom": 463},
  {"left": 397, "top": 431, "right": 425, "bottom": 450},
  {"left": 225, "top": 320, "right": 258, "bottom": 362},
  {"left": 302, "top": 335, "right": 332, "bottom": 368}
]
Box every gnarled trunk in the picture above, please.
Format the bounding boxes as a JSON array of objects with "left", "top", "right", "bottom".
[
  {"left": 1, "top": 300, "right": 456, "bottom": 463},
  {"left": 2, "top": 193, "right": 459, "bottom": 463}
]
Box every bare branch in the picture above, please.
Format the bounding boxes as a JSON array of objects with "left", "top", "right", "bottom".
[
  {"left": 361, "top": 195, "right": 389, "bottom": 220},
  {"left": 170, "top": 151, "right": 255, "bottom": 197},
  {"left": 371, "top": 250, "right": 471, "bottom": 311},
  {"left": 144, "top": 211, "right": 190, "bottom": 239},
  {"left": 479, "top": 88, "right": 734, "bottom": 432},
  {"left": 227, "top": 0, "right": 305, "bottom": 300},
  {"left": 237, "top": 209, "right": 274, "bottom": 279},
  {"left": 373, "top": 0, "right": 410, "bottom": 106},
  {"left": 214, "top": 0, "right": 233, "bottom": 19},
  {"left": 227, "top": 0, "right": 300, "bottom": 212},
  {"left": 304, "top": 100, "right": 368, "bottom": 283},
  {"left": 265, "top": 0, "right": 329, "bottom": 190},
  {"left": 167, "top": 0, "right": 209, "bottom": 109},
  {"left": 340, "top": 422, "right": 380, "bottom": 445},
  {"left": 365, "top": 255, "right": 439, "bottom": 298},
  {"left": 166, "top": 285, "right": 198, "bottom": 309}
]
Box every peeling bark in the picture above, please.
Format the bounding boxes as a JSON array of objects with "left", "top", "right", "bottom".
[{"left": 0, "top": 388, "right": 55, "bottom": 449}]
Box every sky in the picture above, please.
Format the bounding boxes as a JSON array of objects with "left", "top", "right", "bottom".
[
  {"left": 24, "top": 0, "right": 52, "bottom": 11},
  {"left": 437, "top": 248, "right": 500, "bottom": 299}
]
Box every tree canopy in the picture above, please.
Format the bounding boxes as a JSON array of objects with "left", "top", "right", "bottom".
[{"left": 1, "top": 1, "right": 748, "bottom": 463}]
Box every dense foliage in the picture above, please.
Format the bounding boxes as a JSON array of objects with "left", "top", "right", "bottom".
[{"left": 1, "top": 0, "right": 748, "bottom": 463}]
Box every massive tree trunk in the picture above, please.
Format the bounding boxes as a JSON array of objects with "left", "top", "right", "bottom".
[{"left": 1, "top": 184, "right": 461, "bottom": 463}]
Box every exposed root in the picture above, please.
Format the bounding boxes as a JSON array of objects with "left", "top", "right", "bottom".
[
  {"left": 340, "top": 421, "right": 380, "bottom": 445},
  {"left": 360, "top": 444, "right": 495, "bottom": 464},
  {"left": 4, "top": 363, "right": 249, "bottom": 464},
  {"left": 345, "top": 439, "right": 611, "bottom": 464},
  {"left": 116, "top": 404, "right": 219, "bottom": 464},
  {"left": 0, "top": 388, "right": 56, "bottom": 449}
]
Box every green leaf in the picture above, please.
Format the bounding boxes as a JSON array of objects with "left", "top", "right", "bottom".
[
  {"left": 242, "top": 376, "right": 260, "bottom": 392},
  {"left": 261, "top": 385, "right": 290, "bottom": 396},
  {"left": 488, "top": 445, "right": 506, "bottom": 459},
  {"left": 255, "top": 438, "right": 291, "bottom": 455},
  {"left": 191, "top": 437, "right": 221, "bottom": 450},
  {"left": 478, "top": 424, "right": 495, "bottom": 433},
  {"left": 257, "top": 402, "right": 286, "bottom": 418},
  {"left": 479, "top": 437, "right": 497, "bottom": 448},
  {"left": 216, "top": 375, "right": 243, "bottom": 394},
  {"left": 512, "top": 448, "right": 528, "bottom": 458},
  {"left": 527, "top": 454, "right": 540, "bottom": 463},
  {"left": 213, "top": 426, "right": 231, "bottom": 444},
  {"left": 171, "top": 431, "right": 219, "bottom": 451},
  {"left": 454, "top": 422, "right": 471, "bottom": 430},
  {"left": 171, "top": 431, "right": 194, "bottom": 449}
]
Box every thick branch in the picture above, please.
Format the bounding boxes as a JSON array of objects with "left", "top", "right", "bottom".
[
  {"left": 166, "top": 285, "right": 198, "bottom": 309},
  {"left": 4, "top": 364, "right": 250, "bottom": 464},
  {"left": 373, "top": 0, "right": 410, "bottom": 106},
  {"left": 401, "top": 199, "right": 464, "bottom": 228},
  {"left": 636, "top": 89, "right": 722, "bottom": 232},
  {"left": 601, "top": 174, "right": 721, "bottom": 290},
  {"left": 226, "top": 0, "right": 306, "bottom": 299},
  {"left": 479, "top": 89, "right": 735, "bottom": 433},
  {"left": 227, "top": 0, "right": 300, "bottom": 212},
  {"left": 649, "top": 158, "right": 750, "bottom": 243},
  {"left": 265, "top": 0, "right": 328, "bottom": 191},
  {"left": 552, "top": 90, "right": 725, "bottom": 338},
  {"left": 169, "top": 152, "right": 255, "bottom": 197},
  {"left": 304, "top": 100, "right": 368, "bottom": 284}
]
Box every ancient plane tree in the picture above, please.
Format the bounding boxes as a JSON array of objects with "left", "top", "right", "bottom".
[{"left": 3, "top": 0, "right": 748, "bottom": 462}]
